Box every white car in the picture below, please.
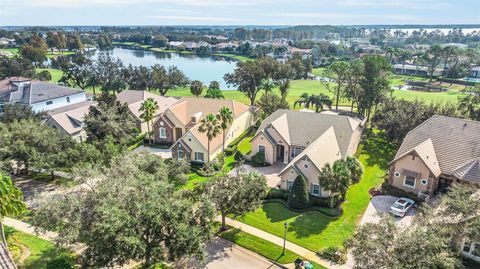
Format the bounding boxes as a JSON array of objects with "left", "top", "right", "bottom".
[{"left": 389, "top": 197, "right": 415, "bottom": 217}]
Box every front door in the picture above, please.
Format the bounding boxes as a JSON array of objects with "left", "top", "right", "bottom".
[
  {"left": 276, "top": 145, "right": 285, "bottom": 162},
  {"left": 175, "top": 128, "right": 183, "bottom": 140}
]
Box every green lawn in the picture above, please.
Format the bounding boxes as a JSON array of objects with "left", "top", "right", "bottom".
[
  {"left": 312, "top": 67, "right": 326, "bottom": 76},
  {"left": 35, "top": 68, "right": 63, "bottom": 82},
  {"left": 182, "top": 154, "right": 236, "bottom": 190},
  {"left": 235, "top": 132, "right": 397, "bottom": 252},
  {"left": 0, "top": 47, "right": 19, "bottom": 55},
  {"left": 46, "top": 51, "right": 76, "bottom": 58},
  {"left": 5, "top": 226, "right": 75, "bottom": 269},
  {"left": 213, "top": 53, "right": 252, "bottom": 61}
]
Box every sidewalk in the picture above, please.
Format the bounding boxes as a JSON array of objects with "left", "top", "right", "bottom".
[{"left": 219, "top": 216, "right": 349, "bottom": 269}]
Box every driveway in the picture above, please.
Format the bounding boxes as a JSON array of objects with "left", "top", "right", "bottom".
[
  {"left": 192, "top": 238, "right": 286, "bottom": 269},
  {"left": 132, "top": 145, "right": 172, "bottom": 159},
  {"left": 360, "top": 195, "right": 416, "bottom": 226},
  {"left": 229, "top": 163, "right": 285, "bottom": 188}
]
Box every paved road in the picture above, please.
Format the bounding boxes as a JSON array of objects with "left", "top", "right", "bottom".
[{"left": 196, "top": 238, "right": 286, "bottom": 269}]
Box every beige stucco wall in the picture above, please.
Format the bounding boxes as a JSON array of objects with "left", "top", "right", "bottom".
[
  {"left": 224, "top": 111, "right": 254, "bottom": 146},
  {"left": 180, "top": 132, "right": 208, "bottom": 161},
  {"left": 45, "top": 118, "right": 87, "bottom": 142},
  {"left": 390, "top": 154, "right": 435, "bottom": 195},
  {"left": 279, "top": 163, "right": 330, "bottom": 198},
  {"left": 250, "top": 132, "right": 275, "bottom": 165}
]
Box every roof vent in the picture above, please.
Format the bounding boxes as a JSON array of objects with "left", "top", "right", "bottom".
[
  {"left": 306, "top": 140, "right": 311, "bottom": 145},
  {"left": 191, "top": 112, "right": 203, "bottom": 123}
]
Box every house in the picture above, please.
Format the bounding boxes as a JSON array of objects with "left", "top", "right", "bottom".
[
  {"left": 393, "top": 64, "right": 442, "bottom": 77},
  {"left": 116, "top": 90, "right": 178, "bottom": 133},
  {"left": 467, "top": 66, "right": 480, "bottom": 80},
  {"left": 388, "top": 115, "right": 480, "bottom": 198},
  {"left": 152, "top": 98, "right": 254, "bottom": 162},
  {"left": 45, "top": 100, "right": 96, "bottom": 142},
  {"left": 0, "top": 37, "right": 16, "bottom": 46},
  {"left": 250, "top": 110, "right": 364, "bottom": 197},
  {"left": 183, "top": 42, "right": 199, "bottom": 50},
  {"left": 0, "top": 77, "right": 88, "bottom": 113}
]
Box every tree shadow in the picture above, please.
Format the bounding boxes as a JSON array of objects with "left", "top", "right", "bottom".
[
  {"left": 263, "top": 203, "right": 298, "bottom": 223},
  {"left": 287, "top": 212, "right": 337, "bottom": 239},
  {"left": 361, "top": 132, "right": 397, "bottom": 170},
  {"left": 22, "top": 247, "right": 75, "bottom": 269}
]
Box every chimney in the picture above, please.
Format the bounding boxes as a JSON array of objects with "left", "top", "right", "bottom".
[{"left": 191, "top": 112, "right": 203, "bottom": 123}]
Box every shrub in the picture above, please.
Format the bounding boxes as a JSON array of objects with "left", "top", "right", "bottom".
[
  {"left": 288, "top": 175, "right": 309, "bottom": 209},
  {"left": 282, "top": 192, "right": 290, "bottom": 200},
  {"left": 234, "top": 150, "right": 244, "bottom": 162},
  {"left": 318, "top": 247, "right": 347, "bottom": 265},
  {"left": 309, "top": 195, "right": 331, "bottom": 207},
  {"left": 251, "top": 151, "right": 265, "bottom": 167},
  {"left": 266, "top": 188, "right": 286, "bottom": 200},
  {"left": 225, "top": 147, "right": 236, "bottom": 156},
  {"left": 46, "top": 257, "right": 74, "bottom": 269}
]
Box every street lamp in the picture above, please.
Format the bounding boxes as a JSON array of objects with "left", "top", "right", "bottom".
[{"left": 283, "top": 222, "right": 288, "bottom": 255}]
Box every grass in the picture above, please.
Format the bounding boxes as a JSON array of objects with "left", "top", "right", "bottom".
[
  {"left": 312, "top": 67, "right": 326, "bottom": 76},
  {"left": 35, "top": 68, "right": 63, "bottom": 82},
  {"left": 182, "top": 154, "right": 236, "bottom": 190},
  {"left": 235, "top": 131, "right": 397, "bottom": 252},
  {"left": 46, "top": 51, "right": 76, "bottom": 58},
  {"left": 213, "top": 53, "right": 252, "bottom": 61},
  {"left": 1, "top": 47, "right": 19, "bottom": 55},
  {"left": 218, "top": 227, "right": 299, "bottom": 264},
  {"left": 5, "top": 226, "right": 75, "bottom": 269}
]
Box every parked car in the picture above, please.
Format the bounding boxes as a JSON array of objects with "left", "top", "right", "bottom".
[
  {"left": 462, "top": 241, "right": 480, "bottom": 263},
  {"left": 389, "top": 197, "right": 415, "bottom": 217}
]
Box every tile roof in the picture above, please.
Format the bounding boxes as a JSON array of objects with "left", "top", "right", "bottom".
[
  {"left": 392, "top": 138, "right": 442, "bottom": 177},
  {"left": 258, "top": 109, "right": 363, "bottom": 157},
  {"left": 394, "top": 115, "right": 480, "bottom": 177},
  {"left": 47, "top": 101, "right": 95, "bottom": 135},
  {"left": 452, "top": 158, "right": 480, "bottom": 184},
  {"left": 116, "top": 90, "right": 178, "bottom": 119},
  {"left": 280, "top": 126, "right": 342, "bottom": 175}
]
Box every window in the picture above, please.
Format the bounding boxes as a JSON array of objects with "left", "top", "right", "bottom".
[
  {"left": 159, "top": 127, "right": 166, "bottom": 138},
  {"left": 287, "top": 180, "right": 294, "bottom": 191},
  {"left": 304, "top": 164, "right": 309, "bottom": 169},
  {"left": 177, "top": 150, "right": 184, "bottom": 160},
  {"left": 394, "top": 171, "right": 401, "bottom": 177},
  {"left": 66, "top": 97, "right": 70, "bottom": 103},
  {"left": 312, "top": 184, "right": 320, "bottom": 196},
  {"left": 290, "top": 170, "right": 295, "bottom": 175},
  {"left": 473, "top": 243, "right": 480, "bottom": 257},
  {"left": 463, "top": 242, "right": 471, "bottom": 253},
  {"left": 290, "top": 147, "right": 302, "bottom": 158},
  {"left": 194, "top": 152, "right": 204, "bottom": 162},
  {"left": 46, "top": 101, "right": 53, "bottom": 105},
  {"left": 258, "top": 145, "right": 265, "bottom": 154},
  {"left": 404, "top": 175, "right": 416, "bottom": 188},
  {"left": 420, "top": 179, "right": 428, "bottom": 185}
]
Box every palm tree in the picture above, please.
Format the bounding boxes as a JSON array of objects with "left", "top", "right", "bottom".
[
  {"left": 277, "top": 80, "right": 290, "bottom": 100},
  {"left": 332, "top": 160, "right": 352, "bottom": 200},
  {"left": 190, "top": 80, "right": 204, "bottom": 98},
  {"left": 217, "top": 106, "right": 234, "bottom": 158},
  {"left": 294, "top": 93, "right": 332, "bottom": 112},
  {"left": 259, "top": 79, "right": 276, "bottom": 95},
  {"left": 205, "top": 88, "right": 224, "bottom": 99},
  {"left": 458, "top": 86, "right": 480, "bottom": 121},
  {"left": 139, "top": 98, "right": 159, "bottom": 144},
  {"left": 345, "top": 156, "right": 364, "bottom": 183},
  {"left": 1, "top": 174, "right": 26, "bottom": 262},
  {"left": 198, "top": 113, "right": 221, "bottom": 164},
  {"left": 398, "top": 49, "right": 412, "bottom": 71}
]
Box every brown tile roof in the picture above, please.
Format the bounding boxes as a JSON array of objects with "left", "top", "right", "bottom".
[
  {"left": 452, "top": 158, "right": 480, "bottom": 184},
  {"left": 394, "top": 115, "right": 480, "bottom": 177},
  {"left": 116, "top": 90, "right": 178, "bottom": 119},
  {"left": 392, "top": 138, "right": 442, "bottom": 177}
]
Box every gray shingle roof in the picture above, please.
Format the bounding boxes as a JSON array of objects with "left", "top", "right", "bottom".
[
  {"left": 395, "top": 115, "right": 480, "bottom": 176},
  {"left": 0, "top": 78, "right": 83, "bottom": 105},
  {"left": 257, "top": 109, "right": 362, "bottom": 157}
]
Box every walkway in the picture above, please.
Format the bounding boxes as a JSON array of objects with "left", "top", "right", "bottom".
[{"left": 219, "top": 216, "right": 348, "bottom": 269}]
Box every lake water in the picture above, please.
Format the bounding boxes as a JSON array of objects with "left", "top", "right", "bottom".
[{"left": 92, "top": 47, "right": 238, "bottom": 89}]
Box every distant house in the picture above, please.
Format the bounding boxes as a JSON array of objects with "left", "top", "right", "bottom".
[
  {"left": 393, "top": 64, "right": 442, "bottom": 77},
  {"left": 0, "top": 77, "right": 88, "bottom": 113},
  {"left": 388, "top": 115, "right": 480, "bottom": 199},
  {"left": 250, "top": 110, "right": 364, "bottom": 197},
  {"left": 168, "top": 41, "right": 184, "bottom": 49},
  {"left": 116, "top": 90, "right": 178, "bottom": 133},
  {"left": 152, "top": 98, "right": 255, "bottom": 163},
  {"left": 467, "top": 66, "right": 480, "bottom": 80},
  {"left": 45, "top": 101, "right": 96, "bottom": 142},
  {"left": 0, "top": 37, "right": 16, "bottom": 46},
  {"left": 183, "top": 42, "right": 199, "bottom": 50}
]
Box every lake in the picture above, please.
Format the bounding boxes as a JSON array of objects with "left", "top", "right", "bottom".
[{"left": 92, "top": 47, "right": 238, "bottom": 89}]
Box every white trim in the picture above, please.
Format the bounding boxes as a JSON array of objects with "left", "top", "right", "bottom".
[
  {"left": 420, "top": 178, "right": 428, "bottom": 185},
  {"left": 194, "top": 152, "right": 205, "bottom": 162},
  {"left": 403, "top": 175, "right": 416, "bottom": 189},
  {"left": 311, "top": 184, "right": 321, "bottom": 196},
  {"left": 394, "top": 171, "right": 401, "bottom": 177},
  {"left": 159, "top": 127, "right": 167, "bottom": 138},
  {"left": 177, "top": 149, "right": 184, "bottom": 160},
  {"left": 287, "top": 180, "right": 294, "bottom": 191},
  {"left": 258, "top": 145, "right": 266, "bottom": 154}
]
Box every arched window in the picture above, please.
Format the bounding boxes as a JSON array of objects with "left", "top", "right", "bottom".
[{"left": 159, "top": 127, "right": 166, "bottom": 138}]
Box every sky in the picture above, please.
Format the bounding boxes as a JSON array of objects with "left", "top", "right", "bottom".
[{"left": 0, "top": 0, "right": 479, "bottom": 26}]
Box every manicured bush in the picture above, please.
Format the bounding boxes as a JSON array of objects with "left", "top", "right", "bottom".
[
  {"left": 251, "top": 151, "right": 265, "bottom": 167},
  {"left": 309, "top": 195, "right": 331, "bottom": 207},
  {"left": 318, "top": 246, "right": 347, "bottom": 265},
  {"left": 288, "top": 175, "right": 309, "bottom": 209},
  {"left": 225, "top": 147, "right": 236, "bottom": 156},
  {"left": 266, "top": 188, "right": 286, "bottom": 200},
  {"left": 234, "top": 150, "right": 244, "bottom": 162}
]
